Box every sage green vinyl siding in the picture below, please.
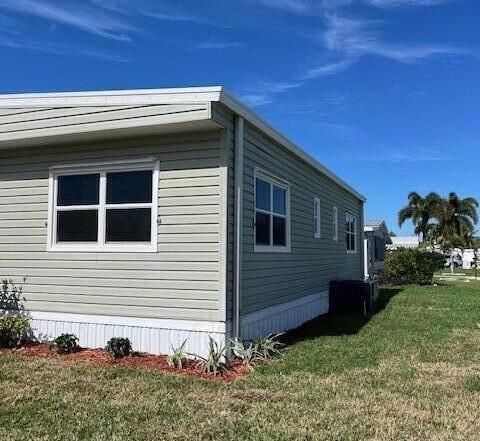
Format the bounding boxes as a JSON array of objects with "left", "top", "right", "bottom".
[
  {"left": 241, "top": 122, "right": 364, "bottom": 316},
  {"left": 0, "top": 104, "right": 210, "bottom": 145},
  {"left": 0, "top": 130, "right": 224, "bottom": 321}
]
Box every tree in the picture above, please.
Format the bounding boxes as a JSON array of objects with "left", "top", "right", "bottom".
[
  {"left": 398, "top": 192, "right": 442, "bottom": 242},
  {"left": 432, "top": 194, "right": 479, "bottom": 273},
  {"left": 435, "top": 193, "right": 479, "bottom": 238}
]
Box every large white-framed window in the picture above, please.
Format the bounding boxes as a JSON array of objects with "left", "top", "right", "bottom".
[
  {"left": 254, "top": 169, "right": 290, "bottom": 253},
  {"left": 345, "top": 212, "right": 357, "bottom": 253},
  {"left": 313, "top": 197, "right": 321, "bottom": 239},
  {"left": 333, "top": 206, "right": 338, "bottom": 241},
  {"left": 47, "top": 157, "right": 159, "bottom": 253}
]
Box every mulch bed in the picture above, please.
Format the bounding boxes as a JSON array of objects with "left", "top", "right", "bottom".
[{"left": 0, "top": 342, "right": 249, "bottom": 384}]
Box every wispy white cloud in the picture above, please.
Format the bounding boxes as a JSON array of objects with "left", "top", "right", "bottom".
[
  {"left": 0, "top": 0, "right": 135, "bottom": 41},
  {"left": 142, "top": 11, "right": 227, "bottom": 28},
  {"left": 0, "top": 36, "right": 129, "bottom": 62},
  {"left": 364, "top": 0, "right": 449, "bottom": 8},
  {"left": 304, "top": 14, "right": 465, "bottom": 78},
  {"left": 194, "top": 40, "right": 244, "bottom": 50},
  {"left": 359, "top": 147, "right": 450, "bottom": 162},
  {"left": 251, "top": 0, "right": 451, "bottom": 11},
  {"left": 240, "top": 81, "right": 303, "bottom": 106},
  {"left": 254, "top": 0, "right": 312, "bottom": 13}
]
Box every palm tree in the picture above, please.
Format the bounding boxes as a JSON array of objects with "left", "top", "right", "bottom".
[
  {"left": 434, "top": 193, "right": 478, "bottom": 239},
  {"left": 398, "top": 192, "right": 442, "bottom": 242},
  {"left": 433, "top": 194, "right": 479, "bottom": 273}
]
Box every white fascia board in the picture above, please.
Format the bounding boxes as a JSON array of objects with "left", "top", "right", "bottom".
[
  {"left": 219, "top": 89, "right": 366, "bottom": 203},
  {"left": 0, "top": 86, "right": 223, "bottom": 107}
]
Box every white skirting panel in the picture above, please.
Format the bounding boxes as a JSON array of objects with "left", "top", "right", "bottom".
[
  {"left": 29, "top": 311, "right": 226, "bottom": 357},
  {"left": 240, "top": 291, "right": 329, "bottom": 341}
]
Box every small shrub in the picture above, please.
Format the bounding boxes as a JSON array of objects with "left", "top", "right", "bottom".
[
  {"left": 196, "top": 337, "right": 227, "bottom": 376},
  {"left": 168, "top": 339, "right": 188, "bottom": 369},
  {"left": 54, "top": 333, "right": 79, "bottom": 354},
  {"left": 253, "top": 334, "right": 284, "bottom": 360},
  {"left": 230, "top": 339, "right": 261, "bottom": 369},
  {"left": 382, "top": 248, "right": 445, "bottom": 285},
  {"left": 0, "top": 314, "right": 30, "bottom": 348},
  {"left": 105, "top": 337, "right": 132, "bottom": 359},
  {"left": 1, "top": 279, "right": 26, "bottom": 312}
]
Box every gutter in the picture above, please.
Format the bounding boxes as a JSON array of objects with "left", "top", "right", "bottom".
[{"left": 232, "top": 115, "right": 244, "bottom": 340}]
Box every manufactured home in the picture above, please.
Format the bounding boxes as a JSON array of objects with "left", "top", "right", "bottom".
[
  {"left": 0, "top": 87, "right": 365, "bottom": 355},
  {"left": 363, "top": 220, "right": 392, "bottom": 279}
]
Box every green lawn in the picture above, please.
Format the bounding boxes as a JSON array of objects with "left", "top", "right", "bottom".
[{"left": 1, "top": 284, "right": 480, "bottom": 441}]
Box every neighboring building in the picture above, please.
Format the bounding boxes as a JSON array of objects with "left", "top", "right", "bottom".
[
  {"left": 449, "top": 248, "right": 480, "bottom": 270},
  {"left": 0, "top": 87, "right": 365, "bottom": 355},
  {"left": 363, "top": 220, "right": 392, "bottom": 279},
  {"left": 461, "top": 249, "right": 479, "bottom": 269},
  {"left": 387, "top": 236, "right": 420, "bottom": 250}
]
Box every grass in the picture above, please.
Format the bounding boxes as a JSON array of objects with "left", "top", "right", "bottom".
[{"left": 1, "top": 283, "right": 480, "bottom": 440}]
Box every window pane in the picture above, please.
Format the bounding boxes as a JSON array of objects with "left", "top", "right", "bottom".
[
  {"left": 273, "top": 186, "right": 286, "bottom": 215},
  {"left": 350, "top": 234, "right": 355, "bottom": 251},
  {"left": 255, "top": 212, "right": 270, "bottom": 245},
  {"left": 57, "top": 210, "right": 98, "bottom": 242},
  {"left": 273, "top": 216, "right": 286, "bottom": 246},
  {"left": 106, "top": 208, "right": 152, "bottom": 242},
  {"left": 107, "top": 170, "right": 153, "bottom": 204},
  {"left": 57, "top": 174, "right": 99, "bottom": 206},
  {"left": 255, "top": 178, "right": 271, "bottom": 211}
]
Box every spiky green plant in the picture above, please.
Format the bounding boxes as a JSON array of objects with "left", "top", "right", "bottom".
[
  {"left": 253, "top": 334, "right": 284, "bottom": 360},
  {"left": 168, "top": 339, "right": 188, "bottom": 369},
  {"left": 195, "top": 337, "right": 227, "bottom": 376},
  {"left": 230, "top": 338, "right": 261, "bottom": 369}
]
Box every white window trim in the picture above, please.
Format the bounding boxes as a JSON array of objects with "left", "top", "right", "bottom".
[
  {"left": 47, "top": 157, "right": 159, "bottom": 253},
  {"left": 345, "top": 212, "right": 357, "bottom": 254},
  {"left": 333, "top": 206, "right": 338, "bottom": 241},
  {"left": 253, "top": 168, "right": 291, "bottom": 253},
  {"left": 313, "top": 197, "right": 321, "bottom": 239}
]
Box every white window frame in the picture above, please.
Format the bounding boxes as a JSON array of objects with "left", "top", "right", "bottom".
[
  {"left": 253, "top": 168, "right": 291, "bottom": 253},
  {"left": 333, "top": 206, "right": 338, "bottom": 241},
  {"left": 345, "top": 212, "right": 357, "bottom": 254},
  {"left": 47, "top": 157, "right": 159, "bottom": 253},
  {"left": 313, "top": 197, "right": 321, "bottom": 239}
]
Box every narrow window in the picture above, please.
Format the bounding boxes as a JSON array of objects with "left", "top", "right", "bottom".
[
  {"left": 254, "top": 171, "right": 290, "bottom": 252},
  {"left": 313, "top": 197, "right": 321, "bottom": 239},
  {"left": 345, "top": 212, "right": 357, "bottom": 253},
  {"left": 333, "top": 206, "right": 338, "bottom": 241},
  {"left": 49, "top": 159, "right": 158, "bottom": 252}
]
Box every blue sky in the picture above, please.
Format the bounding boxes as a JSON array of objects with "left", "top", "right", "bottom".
[{"left": 0, "top": 0, "right": 478, "bottom": 235}]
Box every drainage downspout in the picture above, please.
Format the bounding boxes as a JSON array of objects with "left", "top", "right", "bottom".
[{"left": 232, "top": 115, "right": 244, "bottom": 340}]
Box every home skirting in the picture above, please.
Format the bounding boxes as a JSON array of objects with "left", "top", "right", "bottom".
[
  {"left": 240, "top": 291, "right": 329, "bottom": 341},
  {"left": 29, "top": 311, "right": 226, "bottom": 357}
]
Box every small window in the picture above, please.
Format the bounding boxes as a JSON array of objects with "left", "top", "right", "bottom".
[
  {"left": 254, "top": 171, "right": 290, "bottom": 252},
  {"left": 49, "top": 159, "right": 159, "bottom": 252},
  {"left": 345, "top": 212, "right": 357, "bottom": 253},
  {"left": 333, "top": 206, "right": 338, "bottom": 241},
  {"left": 313, "top": 197, "right": 321, "bottom": 239}
]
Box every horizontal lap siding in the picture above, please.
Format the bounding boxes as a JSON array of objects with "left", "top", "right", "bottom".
[
  {"left": 0, "top": 104, "right": 208, "bottom": 141},
  {"left": 0, "top": 130, "right": 223, "bottom": 321},
  {"left": 242, "top": 123, "right": 363, "bottom": 315}
]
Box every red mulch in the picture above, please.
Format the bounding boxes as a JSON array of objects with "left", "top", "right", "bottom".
[{"left": 0, "top": 342, "right": 249, "bottom": 384}]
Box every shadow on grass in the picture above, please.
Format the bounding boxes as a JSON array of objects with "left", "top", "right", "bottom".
[{"left": 281, "top": 287, "right": 403, "bottom": 346}]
